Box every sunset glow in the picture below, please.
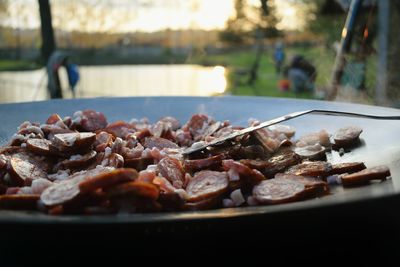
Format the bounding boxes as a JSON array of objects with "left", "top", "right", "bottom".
[{"left": 0, "top": 0, "right": 307, "bottom": 33}]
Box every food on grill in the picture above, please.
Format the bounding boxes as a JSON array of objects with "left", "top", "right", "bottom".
[
  {"left": 0, "top": 110, "right": 391, "bottom": 215},
  {"left": 341, "top": 166, "right": 390, "bottom": 187},
  {"left": 333, "top": 126, "right": 363, "bottom": 148}
]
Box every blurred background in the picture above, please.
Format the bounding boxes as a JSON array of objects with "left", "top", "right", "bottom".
[{"left": 0, "top": 0, "right": 399, "bottom": 107}]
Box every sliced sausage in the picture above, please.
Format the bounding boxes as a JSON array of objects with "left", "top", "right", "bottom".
[
  {"left": 9, "top": 156, "right": 48, "bottom": 186},
  {"left": 158, "top": 157, "right": 185, "bottom": 189},
  {"left": 285, "top": 161, "right": 332, "bottom": 178},
  {"left": 79, "top": 168, "right": 138, "bottom": 194},
  {"left": 106, "top": 181, "right": 159, "bottom": 200},
  {"left": 144, "top": 136, "right": 179, "bottom": 150},
  {"left": 51, "top": 132, "right": 96, "bottom": 152},
  {"left": 341, "top": 165, "right": 390, "bottom": 187},
  {"left": 60, "top": 150, "right": 97, "bottom": 169},
  {"left": 222, "top": 159, "right": 265, "bottom": 185},
  {"left": 0, "top": 194, "right": 40, "bottom": 210},
  {"left": 104, "top": 120, "right": 135, "bottom": 139},
  {"left": 253, "top": 129, "right": 280, "bottom": 154},
  {"left": 26, "top": 138, "right": 52, "bottom": 156},
  {"left": 331, "top": 162, "right": 366, "bottom": 175},
  {"left": 182, "top": 195, "right": 222, "bottom": 211},
  {"left": 186, "top": 170, "right": 228, "bottom": 202},
  {"left": 186, "top": 114, "right": 210, "bottom": 140},
  {"left": 184, "top": 154, "right": 225, "bottom": 171},
  {"left": 94, "top": 131, "right": 114, "bottom": 152},
  {"left": 275, "top": 173, "right": 329, "bottom": 197},
  {"left": 252, "top": 178, "right": 306, "bottom": 205},
  {"left": 294, "top": 144, "right": 326, "bottom": 160},
  {"left": 240, "top": 150, "right": 301, "bottom": 177},
  {"left": 40, "top": 166, "right": 112, "bottom": 206},
  {"left": 74, "top": 110, "right": 108, "bottom": 132},
  {"left": 333, "top": 126, "right": 363, "bottom": 148}
]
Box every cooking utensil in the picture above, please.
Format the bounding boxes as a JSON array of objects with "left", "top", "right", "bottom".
[{"left": 182, "top": 109, "right": 400, "bottom": 155}]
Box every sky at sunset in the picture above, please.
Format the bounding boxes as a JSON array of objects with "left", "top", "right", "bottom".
[{"left": 0, "top": 0, "right": 308, "bottom": 32}]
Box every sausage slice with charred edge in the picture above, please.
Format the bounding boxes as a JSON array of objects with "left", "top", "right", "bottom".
[
  {"left": 285, "top": 161, "right": 332, "bottom": 178},
  {"left": 252, "top": 178, "right": 306, "bottom": 205},
  {"left": 106, "top": 181, "right": 159, "bottom": 200},
  {"left": 51, "top": 132, "right": 96, "bottom": 152},
  {"left": 9, "top": 156, "right": 48, "bottom": 186},
  {"left": 330, "top": 162, "right": 366, "bottom": 175},
  {"left": 275, "top": 173, "right": 329, "bottom": 197},
  {"left": 341, "top": 165, "right": 390, "bottom": 187},
  {"left": 40, "top": 166, "right": 112, "bottom": 206},
  {"left": 333, "top": 126, "right": 363, "bottom": 148},
  {"left": 26, "top": 139, "right": 52, "bottom": 156},
  {"left": 158, "top": 157, "right": 185, "bottom": 189},
  {"left": 186, "top": 170, "right": 228, "bottom": 202},
  {"left": 79, "top": 168, "right": 138, "bottom": 194}
]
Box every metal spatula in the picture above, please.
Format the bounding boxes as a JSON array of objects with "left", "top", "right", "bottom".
[{"left": 182, "top": 109, "right": 400, "bottom": 155}]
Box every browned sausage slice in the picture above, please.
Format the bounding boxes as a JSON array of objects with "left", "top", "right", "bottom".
[
  {"left": 104, "top": 120, "right": 135, "bottom": 138},
  {"left": 222, "top": 159, "right": 265, "bottom": 185},
  {"left": 285, "top": 161, "right": 332, "bottom": 178},
  {"left": 9, "top": 156, "right": 48, "bottom": 186},
  {"left": 40, "top": 166, "right": 111, "bottom": 206},
  {"left": 60, "top": 150, "right": 97, "bottom": 169},
  {"left": 94, "top": 131, "right": 113, "bottom": 152},
  {"left": 184, "top": 154, "right": 225, "bottom": 171},
  {"left": 79, "top": 110, "right": 108, "bottom": 132},
  {"left": 158, "top": 157, "right": 185, "bottom": 189},
  {"left": 241, "top": 150, "right": 301, "bottom": 178},
  {"left": 26, "top": 138, "right": 52, "bottom": 156},
  {"left": 294, "top": 144, "right": 326, "bottom": 160},
  {"left": 106, "top": 180, "right": 159, "bottom": 200},
  {"left": 333, "top": 126, "right": 363, "bottom": 148},
  {"left": 331, "top": 162, "right": 366, "bottom": 175},
  {"left": 79, "top": 168, "right": 138, "bottom": 193},
  {"left": 52, "top": 132, "right": 96, "bottom": 152},
  {"left": 0, "top": 194, "right": 40, "bottom": 210},
  {"left": 182, "top": 195, "right": 221, "bottom": 211},
  {"left": 186, "top": 170, "right": 228, "bottom": 202},
  {"left": 275, "top": 173, "right": 329, "bottom": 196},
  {"left": 252, "top": 178, "right": 306, "bottom": 205},
  {"left": 341, "top": 165, "right": 390, "bottom": 187}
]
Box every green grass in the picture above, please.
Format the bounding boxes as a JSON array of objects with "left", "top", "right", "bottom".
[
  {"left": 0, "top": 60, "right": 41, "bottom": 71},
  {"left": 191, "top": 46, "right": 337, "bottom": 99},
  {"left": 192, "top": 45, "right": 380, "bottom": 103}
]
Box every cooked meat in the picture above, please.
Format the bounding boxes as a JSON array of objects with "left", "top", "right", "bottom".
[
  {"left": 186, "top": 170, "right": 228, "bottom": 202},
  {"left": 285, "top": 161, "right": 332, "bottom": 178},
  {"left": 341, "top": 165, "right": 390, "bottom": 187},
  {"left": 331, "top": 162, "right": 366, "bottom": 175},
  {"left": 252, "top": 178, "right": 306, "bottom": 205},
  {"left": 333, "top": 126, "right": 363, "bottom": 148},
  {"left": 0, "top": 109, "right": 390, "bottom": 215}
]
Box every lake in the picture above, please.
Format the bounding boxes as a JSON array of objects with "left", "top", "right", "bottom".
[{"left": 0, "top": 64, "right": 227, "bottom": 103}]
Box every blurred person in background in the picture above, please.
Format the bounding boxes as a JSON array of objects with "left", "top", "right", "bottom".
[
  {"left": 47, "top": 51, "right": 80, "bottom": 99},
  {"left": 273, "top": 42, "right": 285, "bottom": 75},
  {"left": 286, "top": 55, "right": 316, "bottom": 94}
]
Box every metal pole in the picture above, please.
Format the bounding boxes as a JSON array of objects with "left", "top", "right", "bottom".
[{"left": 376, "top": 0, "right": 389, "bottom": 106}]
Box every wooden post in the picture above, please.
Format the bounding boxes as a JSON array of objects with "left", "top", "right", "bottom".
[
  {"left": 38, "top": 0, "right": 56, "bottom": 64},
  {"left": 326, "top": 0, "right": 363, "bottom": 100}
]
